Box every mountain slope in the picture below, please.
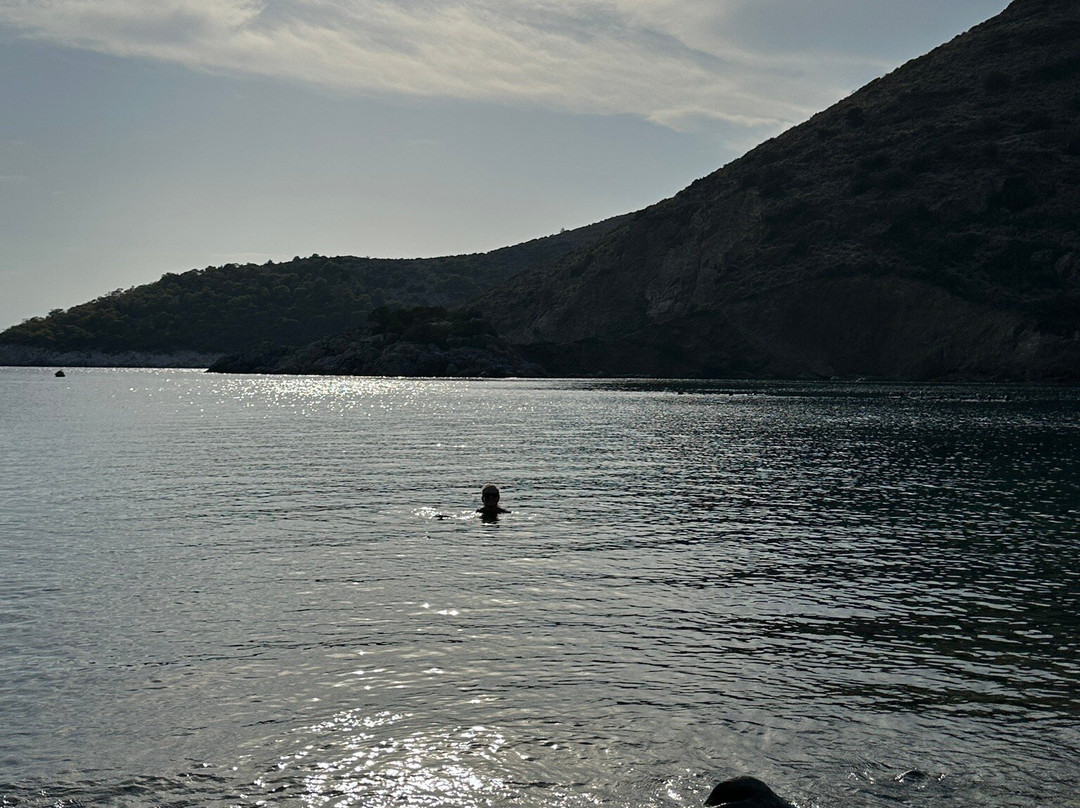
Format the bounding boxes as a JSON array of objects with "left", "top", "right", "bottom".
[{"left": 488, "top": 0, "right": 1080, "bottom": 381}]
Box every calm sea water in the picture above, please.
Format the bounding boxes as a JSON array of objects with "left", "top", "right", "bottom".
[{"left": 1, "top": 367, "right": 1077, "bottom": 808}]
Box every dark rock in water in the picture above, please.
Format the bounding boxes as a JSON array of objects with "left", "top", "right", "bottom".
[
  {"left": 704, "top": 776, "right": 793, "bottom": 808},
  {"left": 54, "top": 370, "right": 65, "bottom": 377}
]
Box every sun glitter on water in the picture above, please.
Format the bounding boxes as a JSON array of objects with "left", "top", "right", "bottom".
[{"left": 267, "top": 711, "right": 514, "bottom": 807}]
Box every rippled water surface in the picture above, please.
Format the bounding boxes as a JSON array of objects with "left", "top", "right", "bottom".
[{"left": 1, "top": 368, "right": 1078, "bottom": 808}]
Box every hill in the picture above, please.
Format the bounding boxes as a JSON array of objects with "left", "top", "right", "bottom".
[
  {"left": 482, "top": 0, "right": 1080, "bottom": 381},
  {"left": 207, "top": 306, "right": 544, "bottom": 377},
  {"left": 0, "top": 216, "right": 627, "bottom": 367}
]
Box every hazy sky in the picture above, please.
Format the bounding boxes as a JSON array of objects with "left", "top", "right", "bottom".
[{"left": 1, "top": 0, "right": 1010, "bottom": 329}]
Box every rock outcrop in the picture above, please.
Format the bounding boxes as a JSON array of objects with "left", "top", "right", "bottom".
[{"left": 704, "top": 776, "right": 793, "bottom": 808}]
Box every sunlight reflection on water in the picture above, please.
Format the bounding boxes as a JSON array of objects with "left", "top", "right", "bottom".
[
  {"left": 276, "top": 711, "right": 515, "bottom": 808},
  {"left": 0, "top": 370, "right": 1077, "bottom": 808}
]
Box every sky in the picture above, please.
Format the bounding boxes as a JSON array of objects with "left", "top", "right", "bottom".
[{"left": 0, "top": 0, "right": 1011, "bottom": 329}]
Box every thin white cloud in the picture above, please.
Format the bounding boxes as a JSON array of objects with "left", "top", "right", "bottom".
[{"left": 0, "top": 0, "right": 924, "bottom": 136}]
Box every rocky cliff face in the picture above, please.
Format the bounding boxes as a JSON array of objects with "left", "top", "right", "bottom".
[{"left": 489, "top": 0, "right": 1080, "bottom": 381}]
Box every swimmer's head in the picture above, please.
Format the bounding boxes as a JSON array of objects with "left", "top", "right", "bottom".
[{"left": 481, "top": 484, "right": 500, "bottom": 505}]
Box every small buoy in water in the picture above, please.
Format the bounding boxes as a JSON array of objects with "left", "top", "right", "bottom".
[{"left": 55, "top": 370, "right": 66, "bottom": 377}]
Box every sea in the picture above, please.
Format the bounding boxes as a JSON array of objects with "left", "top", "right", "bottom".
[{"left": 1, "top": 367, "right": 1077, "bottom": 808}]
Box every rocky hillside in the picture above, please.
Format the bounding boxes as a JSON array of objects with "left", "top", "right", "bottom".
[{"left": 486, "top": 0, "right": 1080, "bottom": 381}]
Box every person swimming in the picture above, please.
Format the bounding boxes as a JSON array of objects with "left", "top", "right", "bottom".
[{"left": 477, "top": 483, "right": 509, "bottom": 521}]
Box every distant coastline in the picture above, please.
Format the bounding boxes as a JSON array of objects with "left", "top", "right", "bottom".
[{"left": 0, "top": 344, "right": 221, "bottom": 369}]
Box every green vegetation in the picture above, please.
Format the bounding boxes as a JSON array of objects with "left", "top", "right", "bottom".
[
  {"left": 367, "top": 306, "right": 496, "bottom": 345},
  {"left": 1, "top": 257, "right": 491, "bottom": 354},
  {"left": 208, "top": 305, "right": 541, "bottom": 377},
  {"left": 6, "top": 258, "right": 378, "bottom": 353},
  {"left": 0, "top": 217, "right": 627, "bottom": 358}
]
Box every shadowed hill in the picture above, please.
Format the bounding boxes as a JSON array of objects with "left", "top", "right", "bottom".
[
  {"left": 485, "top": 0, "right": 1080, "bottom": 381},
  {"left": 0, "top": 215, "right": 628, "bottom": 366}
]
